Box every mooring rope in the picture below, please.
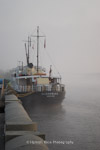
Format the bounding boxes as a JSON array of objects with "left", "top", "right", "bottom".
[{"left": 7, "top": 84, "right": 35, "bottom": 98}]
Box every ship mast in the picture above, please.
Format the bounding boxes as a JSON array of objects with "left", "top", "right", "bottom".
[
  {"left": 32, "top": 26, "right": 46, "bottom": 73},
  {"left": 37, "top": 26, "right": 39, "bottom": 72},
  {"left": 24, "top": 36, "right": 31, "bottom": 66},
  {"left": 27, "top": 36, "right": 30, "bottom": 65}
]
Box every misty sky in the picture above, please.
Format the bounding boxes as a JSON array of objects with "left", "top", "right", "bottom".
[{"left": 0, "top": 0, "right": 100, "bottom": 78}]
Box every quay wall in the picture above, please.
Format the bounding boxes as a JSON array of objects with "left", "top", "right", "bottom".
[{"left": 5, "top": 94, "right": 48, "bottom": 150}]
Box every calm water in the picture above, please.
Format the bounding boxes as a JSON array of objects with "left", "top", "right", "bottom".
[{"left": 25, "top": 74, "right": 100, "bottom": 150}]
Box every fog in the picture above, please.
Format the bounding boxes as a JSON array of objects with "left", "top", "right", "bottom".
[{"left": 0, "top": 0, "right": 100, "bottom": 81}]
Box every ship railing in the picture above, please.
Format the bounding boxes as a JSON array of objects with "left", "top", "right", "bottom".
[
  {"left": 51, "top": 84, "right": 65, "bottom": 92},
  {"left": 16, "top": 84, "right": 65, "bottom": 93},
  {"left": 17, "top": 85, "right": 34, "bottom": 93},
  {"left": 35, "top": 84, "right": 65, "bottom": 92}
]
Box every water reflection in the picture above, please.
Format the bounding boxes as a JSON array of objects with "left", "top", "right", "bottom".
[{"left": 24, "top": 101, "right": 66, "bottom": 120}]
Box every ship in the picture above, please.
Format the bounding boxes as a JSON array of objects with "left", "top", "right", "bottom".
[{"left": 10, "top": 27, "right": 65, "bottom": 106}]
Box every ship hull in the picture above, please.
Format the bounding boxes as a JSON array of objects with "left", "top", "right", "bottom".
[{"left": 18, "top": 91, "right": 65, "bottom": 107}]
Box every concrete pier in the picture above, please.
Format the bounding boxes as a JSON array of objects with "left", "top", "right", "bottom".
[
  {"left": 0, "top": 113, "right": 5, "bottom": 150},
  {"left": 5, "top": 134, "right": 48, "bottom": 150},
  {"left": 5, "top": 131, "right": 45, "bottom": 142},
  {"left": 4, "top": 94, "right": 48, "bottom": 150},
  {"left": 5, "top": 97, "right": 37, "bottom": 132}
]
